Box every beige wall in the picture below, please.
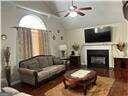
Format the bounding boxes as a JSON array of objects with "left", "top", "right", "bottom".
[
  {"left": 65, "top": 22, "right": 128, "bottom": 56},
  {"left": 1, "top": 2, "right": 66, "bottom": 83},
  {"left": 65, "top": 28, "right": 85, "bottom": 56}
]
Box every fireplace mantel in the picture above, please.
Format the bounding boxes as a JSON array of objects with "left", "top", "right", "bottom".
[
  {"left": 81, "top": 43, "right": 114, "bottom": 68},
  {"left": 84, "top": 42, "right": 115, "bottom": 46}
]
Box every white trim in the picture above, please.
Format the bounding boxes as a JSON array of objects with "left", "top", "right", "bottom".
[
  {"left": 17, "top": 5, "right": 50, "bottom": 17},
  {"left": 84, "top": 42, "right": 115, "bottom": 46},
  {"left": 81, "top": 44, "right": 114, "bottom": 68},
  {"left": 9, "top": 2, "right": 50, "bottom": 17}
]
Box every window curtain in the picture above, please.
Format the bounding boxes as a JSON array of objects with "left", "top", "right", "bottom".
[
  {"left": 17, "top": 27, "right": 33, "bottom": 59},
  {"left": 17, "top": 27, "right": 50, "bottom": 59},
  {"left": 37, "top": 30, "right": 50, "bottom": 55}
]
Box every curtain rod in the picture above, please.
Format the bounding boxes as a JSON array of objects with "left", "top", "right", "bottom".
[{"left": 10, "top": 26, "right": 47, "bottom": 31}]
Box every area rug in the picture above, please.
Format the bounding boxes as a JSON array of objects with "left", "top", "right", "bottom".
[{"left": 45, "top": 76, "right": 114, "bottom": 96}]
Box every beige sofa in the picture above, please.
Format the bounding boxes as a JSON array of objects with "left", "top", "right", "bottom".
[
  {"left": 1, "top": 80, "right": 32, "bottom": 96},
  {"left": 1, "top": 87, "right": 32, "bottom": 96},
  {"left": 18, "top": 55, "right": 65, "bottom": 87}
]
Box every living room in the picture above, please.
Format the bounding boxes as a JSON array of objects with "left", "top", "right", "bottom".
[{"left": 0, "top": 0, "right": 128, "bottom": 96}]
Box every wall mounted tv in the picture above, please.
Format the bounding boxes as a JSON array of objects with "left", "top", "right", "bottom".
[{"left": 84, "top": 26, "right": 112, "bottom": 43}]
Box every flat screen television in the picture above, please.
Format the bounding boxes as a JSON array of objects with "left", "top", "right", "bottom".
[{"left": 84, "top": 26, "right": 112, "bottom": 43}]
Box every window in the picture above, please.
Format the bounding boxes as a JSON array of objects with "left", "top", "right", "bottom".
[
  {"left": 19, "top": 14, "right": 46, "bottom": 56},
  {"left": 19, "top": 14, "right": 46, "bottom": 30}
]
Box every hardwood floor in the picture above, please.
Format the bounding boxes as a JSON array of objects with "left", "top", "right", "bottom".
[
  {"left": 12, "top": 68, "right": 128, "bottom": 96},
  {"left": 108, "top": 68, "right": 128, "bottom": 96}
]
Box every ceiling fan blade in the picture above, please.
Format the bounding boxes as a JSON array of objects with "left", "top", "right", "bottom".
[
  {"left": 64, "top": 12, "right": 70, "bottom": 17},
  {"left": 78, "top": 7, "right": 92, "bottom": 10},
  {"left": 73, "top": 6, "right": 77, "bottom": 9},
  {"left": 55, "top": 10, "right": 66, "bottom": 13},
  {"left": 76, "top": 11, "right": 85, "bottom": 16}
]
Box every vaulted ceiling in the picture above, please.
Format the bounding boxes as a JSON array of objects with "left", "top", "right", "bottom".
[
  {"left": 5, "top": 0, "right": 126, "bottom": 30},
  {"left": 50, "top": 0, "right": 125, "bottom": 30}
]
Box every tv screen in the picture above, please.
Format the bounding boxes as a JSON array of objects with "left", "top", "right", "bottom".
[{"left": 85, "top": 26, "right": 111, "bottom": 43}]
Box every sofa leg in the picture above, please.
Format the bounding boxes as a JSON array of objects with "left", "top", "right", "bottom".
[
  {"left": 35, "top": 82, "right": 38, "bottom": 88},
  {"left": 34, "top": 72, "right": 38, "bottom": 88}
]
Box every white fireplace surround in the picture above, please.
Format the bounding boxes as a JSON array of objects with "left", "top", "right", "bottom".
[{"left": 81, "top": 43, "right": 114, "bottom": 68}]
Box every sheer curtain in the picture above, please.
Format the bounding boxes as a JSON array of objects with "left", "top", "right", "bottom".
[{"left": 36, "top": 29, "right": 50, "bottom": 55}]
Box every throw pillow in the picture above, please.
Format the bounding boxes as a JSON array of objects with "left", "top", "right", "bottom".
[
  {"left": 53, "top": 57, "right": 63, "bottom": 65},
  {"left": 27, "top": 59, "right": 40, "bottom": 71},
  {"left": 2, "top": 87, "right": 19, "bottom": 95}
]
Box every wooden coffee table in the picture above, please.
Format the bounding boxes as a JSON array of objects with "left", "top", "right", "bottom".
[{"left": 63, "top": 69, "right": 97, "bottom": 95}]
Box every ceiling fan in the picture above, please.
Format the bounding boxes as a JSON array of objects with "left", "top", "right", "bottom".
[{"left": 56, "top": 0, "right": 92, "bottom": 17}]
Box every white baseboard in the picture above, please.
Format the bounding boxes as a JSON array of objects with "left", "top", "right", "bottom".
[{"left": 11, "top": 80, "right": 21, "bottom": 85}]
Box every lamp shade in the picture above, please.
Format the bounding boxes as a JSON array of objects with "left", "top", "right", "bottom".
[
  {"left": 69, "top": 11, "right": 77, "bottom": 17},
  {"left": 59, "top": 45, "right": 67, "bottom": 51}
]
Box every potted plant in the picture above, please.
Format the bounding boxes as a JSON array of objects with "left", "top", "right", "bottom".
[
  {"left": 72, "top": 43, "right": 79, "bottom": 56},
  {"left": 116, "top": 42, "right": 126, "bottom": 51}
]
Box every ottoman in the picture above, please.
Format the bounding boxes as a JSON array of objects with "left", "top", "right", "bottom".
[{"left": 63, "top": 69, "right": 97, "bottom": 95}]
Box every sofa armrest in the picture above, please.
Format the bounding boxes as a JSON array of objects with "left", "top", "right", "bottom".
[
  {"left": 18, "top": 68, "right": 37, "bottom": 76},
  {"left": 18, "top": 68, "right": 38, "bottom": 87}
]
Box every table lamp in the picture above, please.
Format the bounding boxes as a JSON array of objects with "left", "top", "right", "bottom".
[{"left": 59, "top": 44, "right": 67, "bottom": 58}]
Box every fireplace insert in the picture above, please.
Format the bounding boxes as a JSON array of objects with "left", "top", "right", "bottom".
[{"left": 87, "top": 50, "right": 109, "bottom": 69}]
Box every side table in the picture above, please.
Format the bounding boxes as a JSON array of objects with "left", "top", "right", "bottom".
[
  {"left": 5, "top": 66, "right": 11, "bottom": 86},
  {"left": 60, "top": 58, "right": 70, "bottom": 70},
  {"left": 69, "top": 56, "right": 81, "bottom": 68}
]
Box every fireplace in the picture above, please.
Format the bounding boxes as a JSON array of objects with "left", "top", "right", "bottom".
[{"left": 87, "top": 50, "right": 109, "bottom": 69}]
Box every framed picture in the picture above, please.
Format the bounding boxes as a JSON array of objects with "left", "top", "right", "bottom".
[
  {"left": 52, "top": 35, "right": 56, "bottom": 40},
  {"left": 60, "top": 36, "right": 63, "bottom": 40}
]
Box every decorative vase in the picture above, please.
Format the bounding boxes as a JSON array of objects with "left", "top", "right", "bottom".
[
  {"left": 71, "top": 51, "right": 75, "bottom": 56},
  {"left": 75, "top": 51, "right": 79, "bottom": 56}
]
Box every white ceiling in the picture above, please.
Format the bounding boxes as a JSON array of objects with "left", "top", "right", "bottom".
[
  {"left": 50, "top": 0, "right": 125, "bottom": 30},
  {"left": 3, "top": 1, "right": 125, "bottom": 30}
]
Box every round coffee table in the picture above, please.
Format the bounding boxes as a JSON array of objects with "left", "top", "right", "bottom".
[{"left": 63, "top": 69, "right": 97, "bottom": 95}]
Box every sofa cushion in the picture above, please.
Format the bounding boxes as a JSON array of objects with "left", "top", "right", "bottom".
[
  {"left": 38, "top": 70, "right": 50, "bottom": 81},
  {"left": 47, "top": 56, "right": 53, "bottom": 66},
  {"left": 38, "top": 65, "right": 65, "bottom": 81},
  {"left": 0, "top": 92, "right": 11, "bottom": 96},
  {"left": 2, "top": 87, "right": 19, "bottom": 95},
  {"left": 26, "top": 59, "right": 40, "bottom": 71},
  {"left": 53, "top": 57, "right": 63, "bottom": 65},
  {"left": 20, "top": 57, "right": 40, "bottom": 71},
  {"left": 43, "top": 65, "right": 65, "bottom": 76},
  {"left": 38, "top": 56, "right": 49, "bottom": 68}
]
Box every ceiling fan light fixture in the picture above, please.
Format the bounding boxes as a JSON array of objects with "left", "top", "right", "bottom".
[
  {"left": 56, "top": 0, "right": 92, "bottom": 17},
  {"left": 70, "top": 6, "right": 75, "bottom": 10},
  {"left": 69, "top": 11, "right": 77, "bottom": 17}
]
